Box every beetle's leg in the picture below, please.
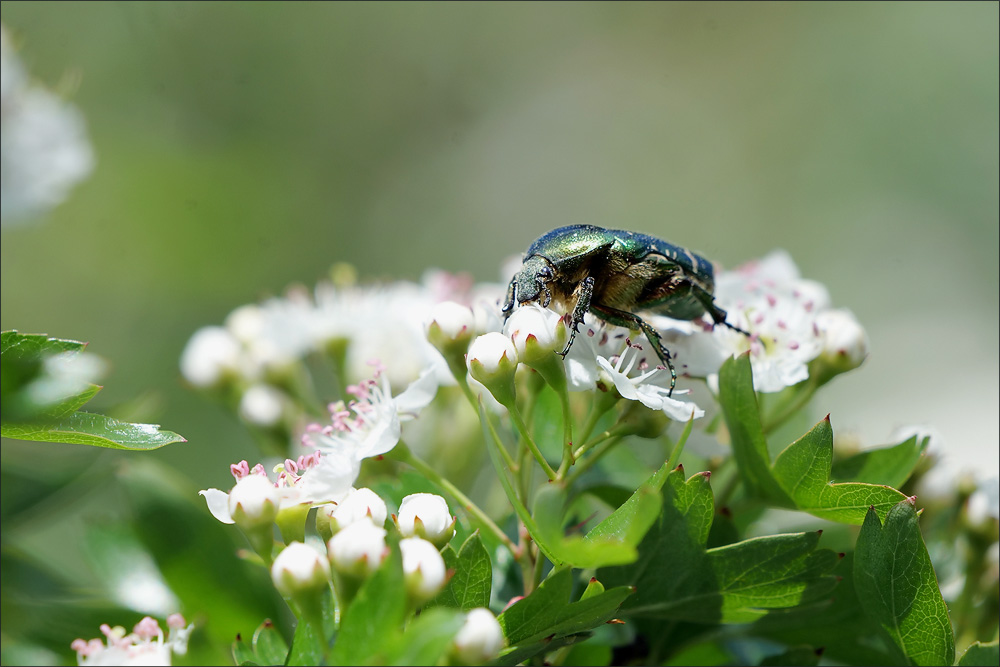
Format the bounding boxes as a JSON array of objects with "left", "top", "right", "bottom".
[
  {"left": 558, "top": 276, "right": 595, "bottom": 360},
  {"left": 693, "top": 288, "right": 751, "bottom": 337},
  {"left": 502, "top": 277, "right": 517, "bottom": 321},
  {"left": 590, "top": 303, "right": 678, "bottom": 397}
]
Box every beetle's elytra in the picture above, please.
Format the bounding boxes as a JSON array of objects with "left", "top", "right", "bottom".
[{"left": 503, "top": 224, "right": 748, "bottom": 396}]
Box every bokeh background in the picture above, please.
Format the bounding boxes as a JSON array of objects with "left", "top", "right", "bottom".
[{"left": 1, "top": 1, "right": 997, "bottom": 662}]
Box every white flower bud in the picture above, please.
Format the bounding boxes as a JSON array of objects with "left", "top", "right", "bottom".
[
  {"left": 504, "top": 304, "right": 568, "bottom": 364},
  {"left": 425, "top": 301, "right": 476, "bottom": 349},
  {"left": 399, "top": 537, "right": 447, "bottom": 603},
  {"left": 328, "top": 520, "right": 388, "bottom": 577},
  {"left": 325, "top": 487, "right": 388, "bottom": 532},
  {"left": 271, "top": 542, "right": 329, "bottom": 597},
  {"left": 238, "top": 384, "right": 286, "bottom": 426},
  {"left": 451, "top": 607, "right": 505, "bottom": 665},
  {"left": 467, "top": 333, "right": 518, "bottom": 406},
  {"left": 816, "top": 308, "right": 868, "bottom": 370},
  {"left": 228, "top": 475, "right": 280, "bottom": 529},
  {"left": 180, "top": 326, "right": 242, "bottom": 388},
  {"left": 396, "top": 493, "right": 456, "bottom": 547}
]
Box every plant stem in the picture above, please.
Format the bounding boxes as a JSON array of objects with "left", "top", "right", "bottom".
[{"left": 392, "top": 441, "right": 515, "bottom": 554}]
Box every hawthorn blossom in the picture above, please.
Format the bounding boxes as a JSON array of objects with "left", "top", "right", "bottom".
[
  {"left": 71, "top": 614, "right": 192, "bottom": 667},
  {"left": 562, "top": 316, "right": 705, "bottom": 421},
  {"left": 200, "top": 451, "right": 359, "bottom": 526},
  {"left": 301, "top": 362, "right": 438, "bottom": 463}
]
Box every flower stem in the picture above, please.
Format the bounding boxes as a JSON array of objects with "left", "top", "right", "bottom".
[
  {"left": 508, "top": 404, "right": 558, "bottom": 481},
  {"left": 392, "top": 441, "right": 515, "bottom": 554}
]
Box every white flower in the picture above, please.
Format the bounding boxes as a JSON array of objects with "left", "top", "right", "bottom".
[
  {"left": 1, "top": 26, "right": 94, "bottom": 226},
  {"left": 199, "top": 452, "right": 359, "bottom": 526},
  {"left": 703, "top": 250, "right": 833, "bottom": 392},
  {"left": 238, "top": 384, "right": 287, "bottom": 427},
  {"left": 313, "top": 280, "right": 451, "bottom": 390},
  {"left": 179, "top": 326, "right": 242, "bottom": 388},
  {"left": 71, "top": 614, "right": 192, "bottom": 667},
  {"left": 562, "top": 319, "right": 704, "bottom": 421},
  {"left": 323, "top": 487, "right": 388, "bottom": 532},
  {"left": 22, "top": 350, "right": 106, "bottom": 410},
  {"left": 451, "top": 608, "right": 505, "bottom": 665},
  {"left": 596, "top": 342, "right": 705, "bottom": 421},
  {"left": 396, "top": 493, "right": 456, "bottom": 546},
  {"left": 328, "top": 520, "right": 388, "bottom": 577},
  {"left": 399, "top": 537, "right": 447, "bottom": 603},
  {"left": 301, "top": 364, "right": 437, "bottom": 463},
  {"left": 271, "top": 542, "right": 330, "bottom": 597}
]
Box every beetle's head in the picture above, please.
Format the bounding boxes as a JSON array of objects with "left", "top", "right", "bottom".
[{"left": 514, "top": 256, "right": 555, "bottom": 307}]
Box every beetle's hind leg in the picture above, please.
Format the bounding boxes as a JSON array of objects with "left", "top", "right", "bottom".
[
  {"left": 693, "top": 288, "right": 751, "bottom": 337},
  {"left": 590, "top": 303, "right": 678, "bottom": 397}
]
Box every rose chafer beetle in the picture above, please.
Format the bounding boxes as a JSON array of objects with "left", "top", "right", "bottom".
[{"left": 503, "top": 224, "right": 749, "bottom": 396}]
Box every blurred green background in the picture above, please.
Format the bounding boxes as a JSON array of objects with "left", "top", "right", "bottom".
[{"left": 1, "top": 0, "right": 997, "bottom": 658}]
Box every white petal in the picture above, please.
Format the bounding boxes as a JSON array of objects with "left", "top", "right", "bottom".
[{"left": 199, "top": 488, "right": 234, "bottom": 524}]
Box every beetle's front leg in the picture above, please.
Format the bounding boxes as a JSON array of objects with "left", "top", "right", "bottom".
[
  {"left": 558, "top": 276, "right": 595, "bottom": 360},
  {"left": 502, "top": 277, "right": 517, "bottom": 321}
]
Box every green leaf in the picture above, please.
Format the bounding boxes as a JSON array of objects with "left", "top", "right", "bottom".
[
  {"left": 584, "top": 458, "right": 666, "bottom": 548},
  {"left": 854, "top": 500, "right": 955, "bottom": 666},
  {"left": 598, "top": 466, "right": 839, "bottom": 623},
  {"left": 1, "top": 331, "right": 185, "bottom": 449},
  {"left": 428, "top": 531, "right": 492, "bottom": 611},
  {"left": 498, "top": 567, "right": 633, "bottom": 647},
  {"left": 831, "top": 435, "right": 928, "bottom": 489},
  {"left": 771, "top": 417, "right": 908, "bottom": 524},
  {"left": 286, "top": 588, "right": 336, "bottom": 666},
  {"left": 251, "top": 620, "right": 289, "bottom": 666},
  {"left": 718, "top": 354, "right": 792, "bottom": 505},
  {"left": 957, "top": 640, "right": 1000, "bottom": 667},
  {"left": 749, "top": 552, "right": 898, "bottom": 666},
  {"left": 380, "top": 606, "right": 465, "bottom": 666},
  {"left": 530, "top": 483, "right": 640, "bottom": 569},
  {"left": 231, "top": 635, "right": 257, "bottom": 666},
  {"left": 2, "top": 411, "right": 186, "bottom": 450},
  {"left": 330, "top": 542, "right": 407, "bottom": 666}
]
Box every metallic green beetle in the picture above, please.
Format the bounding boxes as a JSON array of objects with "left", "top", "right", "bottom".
[{"left": 502, "top": 224, "right": 748, "bottom": 396}]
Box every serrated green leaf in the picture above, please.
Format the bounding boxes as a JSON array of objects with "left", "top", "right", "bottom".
[
  {"left": 749, "top": 552, "right": 898, "bottom": 666},
  {"left": 598, "top": 467, "right": 839, "bottom": 623},
  {"left": 493, "top": 634, "right": 586, "bottom": 666},
  {"left": 251, "top": 620, "right": 289, "bottom": 666},
  {"left": 771, "top": 417, "right": 908, "bottom": 524},
  {"left": 429, "top": 532, "right": 492, "bottom": 611},
  {"left": 718, "top": 354, "right": 793, "bottom": 505},
  {"left": 1, "top": 331, "right": 98, "bottom": 421},
  {"left": 854, "top": 501, "right": 955, "bottom": 666},
  {"left": 1, "top": 411, "right": 185, "bottom": 450},
  {"left": 330, "top": 542, "right": 407, "bottom": 666},
  {"left": 957, "top": 640, "right": 1000, "bottom": 666},
  {"left": 584, "top": 458, "right": 665, "bottom": 548},
  {"left": 531, "top": 482, "right": 639, "bottom": 569},
  {"left": 831, "top": 435, "right": 928, "bottom": 489},
  {"left": 707, "top": 532, "right": 840, "bottom": 623},
  {"left": 498, "top": 568, "right": 633, "bottom": 646},
  {"left": 380, "top": 606, "right": 465, "bottom": 666}
]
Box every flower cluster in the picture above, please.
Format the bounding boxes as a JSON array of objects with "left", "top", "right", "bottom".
[
  {"left": 179, "top": 270, "right": 503, "bottom": 429},
  {"left": 1, "top": 25, "right": 94, "bottom": 225},
  {"left": 71, "top": 615, "right": 192, "bottom": 667}
]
